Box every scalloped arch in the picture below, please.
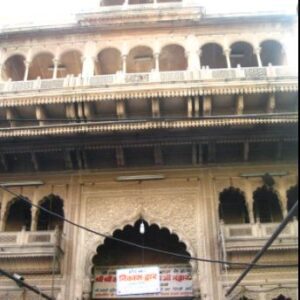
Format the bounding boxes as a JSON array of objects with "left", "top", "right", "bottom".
[{"left": 85, "top": 207, "right": 197, "bottom": 278}]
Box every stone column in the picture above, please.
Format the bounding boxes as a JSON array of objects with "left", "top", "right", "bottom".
[
  {"left": 82, "top": 56, "right": 96, "bottom": 78},
  {"left": 23, "top": 60, "right": 31, "bottom": 81},
  {"left": 245, "top": 184, "right": 255, "bottom": 224},
  {"left": 30, "top": 206, "right": 38, "bottom": 231},
  {"left": 224, "top": 49, "right": 231, "bottom": 68},
  {"left": 254, "top": 47, "right": 262, "bottom": 67},
  {"left": 122, "top": 55, "right": 127, "bottom": 73},
  {"left": 0, "top": 62, "right": 3, "bottom": 82},
  {"left": 52, "top": 58, "right": 60, "bottom": 79},
  {"left": 154, "top": 53, "right": 160, "bottom": 72},
  {"left": 0, "top": 202, "right": 6, "bottom": 231},
  {"left": 186, "top": 50, "right": 201, "bottom": 71}
]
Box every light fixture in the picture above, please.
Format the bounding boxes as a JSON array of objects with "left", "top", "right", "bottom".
[
  {"left": 116, "top": 175, "right": 165, "bottom": 182},
  {"left": 139, "top": 221, "right": 145, "bottom": 235},
  {"left": 0, "top": 181, "right": 44, "bottom": 187}
]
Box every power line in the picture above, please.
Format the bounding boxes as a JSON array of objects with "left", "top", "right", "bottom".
[
  {"left": 0, "top": 184, "right": 298, "bottom": 269},
  {"left": 225, "top": 200, "right": 299, "bottom": 297},
  {"left": 0, "top": 268, "right": 54, "bottom": 300}
]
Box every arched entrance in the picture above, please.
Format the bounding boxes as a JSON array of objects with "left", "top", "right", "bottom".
[{"left": 89, "top": 219, "right": 197, "bottom": 300}]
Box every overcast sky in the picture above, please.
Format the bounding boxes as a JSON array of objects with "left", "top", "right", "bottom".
[{"left": 0, "top": 0, "right": 298, "bottom": 28}]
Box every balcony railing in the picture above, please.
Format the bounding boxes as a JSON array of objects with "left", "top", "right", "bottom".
[
  {"left": 220, "top": 219, "right": 298, "bottom": 252},
  {"left": 0, "top": 66, "right": 297, "bottom": 95},
  {"left": 0, "top": 228, "right": 64, "bottom": 255}
]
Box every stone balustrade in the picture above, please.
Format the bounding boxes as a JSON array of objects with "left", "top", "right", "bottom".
[
  {"left": 0, "top": 228, "right": 64, "bottom": 255},
  {"left": 220, "top": 218, "right": 298, "bottom": 252},
  {"left": 0, "top": 66, "right": 297, "bottom": 95}
]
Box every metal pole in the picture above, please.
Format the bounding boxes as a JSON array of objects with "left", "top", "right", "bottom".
[
  {"left": 0, "top": 268, "right": 54, "bottom": 300},
  {"left": 225, "top": 200, "right": 298, "bottom": 297}
]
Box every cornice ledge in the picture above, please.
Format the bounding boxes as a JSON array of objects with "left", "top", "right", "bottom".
[
  {"left": 0, "top": 116, "right": 297, "bottom": 139},
  {"left": 0, "top": 82, "right": 298, "bottom": 108}
]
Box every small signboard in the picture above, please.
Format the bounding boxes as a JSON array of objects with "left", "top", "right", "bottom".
[
  {"left": 92, "top": 264, "right": 193, "bottom": 299},
  {"left": 116, "top": 266, "right": 160, "bottom": 296}
]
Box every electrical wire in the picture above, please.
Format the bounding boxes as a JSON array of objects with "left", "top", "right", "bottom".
[{"left": 0, "top": 185, "right": 298, "bottom": 269}]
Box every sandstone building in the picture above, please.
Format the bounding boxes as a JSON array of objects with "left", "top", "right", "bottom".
[{"left": 0, "top": 1, "right": 298, "bottom": 299}]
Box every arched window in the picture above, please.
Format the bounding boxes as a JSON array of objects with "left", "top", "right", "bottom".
[
  {"left": 159, "top": 44, "right": 187, "bottom": 71},
  {"left": 287, "top": 185, "right": 298, "bottom": 219},
  {"left": 58, "top": 50, "right": 82, "bottom": 78},
  {"left": 272, "top": 295, "right": 291, "bottom": 300},
  {"left": 96, "top": 48, "right": 122, "bottom": 75},
  {"left": 260, "top": 40, "right": 286, "bottom": 66},
  {"left": 37, "top": 195, "right": 64, "bottom": 231},
  {"left": 28, "top": 52, "right": 54, "bottom": 80},
  {"left": 230, "top": 42, "right": 257, "bottom": 68},
  {"left": 3, "top": 54, "right": 26, "bottom": 81},
  {"left": 253, "top": 186, "right": 283, "bottom": 223},
  {"left": 200, "top": 43, "right": 227, "bottom": 69},
  {"left": 219, "top": 187, "right": 249, "bottom": 224},
  {"left": 5, "top": 198, "right": 31, "bottom": 231},
  {"left": 127, "top": 46, "right": 154, "bottom": 73}
]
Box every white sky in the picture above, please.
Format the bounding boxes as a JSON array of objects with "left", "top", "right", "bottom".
[{"left": 0, "top": 0, "right": 298, "bottom": 28}]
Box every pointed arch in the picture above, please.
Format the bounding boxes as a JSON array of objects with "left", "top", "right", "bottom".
[
  {"left": 36, "top": 194, "right": 64, "bottom": 231},
  {"left": 4, "top": 197, "right": 32, "bottom": 231},
  {"left": 272, "top": 295, "right": 292, "bottom": 300},
  {"left": 219, "top": 187, "right": 249, "bottom": 224},
  {"left": 253, "top": 186, "right": 283, "bottom": 223}
]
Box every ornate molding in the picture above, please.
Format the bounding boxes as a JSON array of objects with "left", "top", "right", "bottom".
[
  {"left": 0, "top": 115, "right": 297, "bottom": 139},
  {"left": 0, "top": 82, "right": 298, "bottom": 108}
]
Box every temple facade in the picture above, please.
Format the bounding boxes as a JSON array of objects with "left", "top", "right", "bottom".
[{"left": 0, "top": 1, "right": 298, "bottom": 299}]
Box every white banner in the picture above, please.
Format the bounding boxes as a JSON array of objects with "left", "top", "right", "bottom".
[
  {"left": 116, "top": 266, "right": 160, "bottom": 296},
  {"left": 92, "top": 264, "right": 193, "bottom": 299}
]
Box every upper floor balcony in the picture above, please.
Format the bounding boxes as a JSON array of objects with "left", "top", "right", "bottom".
[
  {"left": 0, "top": 39, "right": 297, "bottom": 97},
  {"left": 218, "top": 184, "right": 298, "bottom": 268}
]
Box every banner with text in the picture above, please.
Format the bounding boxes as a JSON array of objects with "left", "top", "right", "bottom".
[{"left": 92, "top": 264, "right": 193, "bottom": 299}]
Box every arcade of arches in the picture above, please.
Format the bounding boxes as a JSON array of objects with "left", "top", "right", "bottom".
[
  {"left": 219, "top": 184, "right": 298, "bottom": 224},
  {"left": 0, "top": 194, "right": 64, "bottom": 232},
  {"left": 0, "top": 40, "right": 287, "bottom": 81}
]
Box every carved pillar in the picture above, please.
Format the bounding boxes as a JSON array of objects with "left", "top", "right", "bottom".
[
  {"left": 82, "top": 56, "right": 96, "bottom": 77},
  {"left": 186, "top": 50, "right": 201, "bottom": 71},
  {"left": 52, "top": 58, "right": 60, "bottom": 79},
  {"left": 187, "top": 97, "right": 193, "bottom": 118},
  {"left": 245, "top": 183, "right": 255, "bottom": 224},
  {"left": 254, "top": 47, "right": 262, "bottom": 67},
  {"left": 31, "top": 206, "right": 38, "bottom": 231},
  {"left": 0, "top": 201, "right": 6, "bottom": 231},
  {"left": 23, "top": 60, "right": 31, "bottom": 81},
  {"left": 266, "top": 93, "right": 276, "bottom": 113},
  {"left": 122, "top": 55, "right": 127, "bottom": 73},
  {"left": 236, "top": 95, "right": 244, "bottom": 115},
  {"left": 224, "top": 49, "right": 231, "bottom": 68},
  {"left": 203, "top": 96, "right": 212, "bottom": 116}
]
